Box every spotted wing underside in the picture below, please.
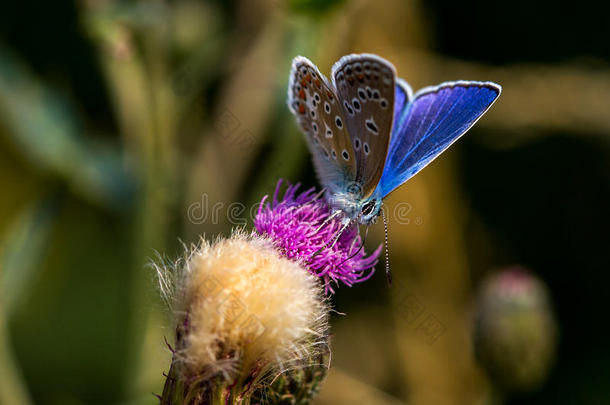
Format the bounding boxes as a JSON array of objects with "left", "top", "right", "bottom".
[
  {"left": 287, "top": 56, "right": 356, "bottom": 194},
  {"left": 331, "top": 54, "right": 396, "bottom": 198}
]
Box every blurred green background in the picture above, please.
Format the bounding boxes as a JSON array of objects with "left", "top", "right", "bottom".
[{"left": 1, "top": 0, "right": 609, "bottom": 404}]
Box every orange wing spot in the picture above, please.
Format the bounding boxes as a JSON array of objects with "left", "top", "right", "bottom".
[
  {"left": 305, "top": 73, "right": 312, "bottom": 83},
  {"left": 326, "top": 91, "right": 334, "bottom": 100},
  {"left": 299, "top": 89, "right": 306, "bottom": 100},
  {"left": 298, "top": 104, "right": 306, "bottom": 114},
  {"left": 300, "top": 78, "right": 308, "bottom": 87},
  {"left": 315, "top": 79, "right": 321, "bottom": 88}
]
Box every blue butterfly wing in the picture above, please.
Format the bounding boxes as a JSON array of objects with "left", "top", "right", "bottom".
[
  {"left": 374, "top": 81, "right": 501, "bottom": 198},
  {"left": 393, "top": 78, "right": 412, "bottom": 133}
]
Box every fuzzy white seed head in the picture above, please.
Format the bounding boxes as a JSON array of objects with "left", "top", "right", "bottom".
[{"left": 155, "top": 231, "right": 329, "bottom": 381}]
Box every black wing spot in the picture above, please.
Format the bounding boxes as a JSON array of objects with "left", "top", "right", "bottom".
[
  {"left": 354, "top": 137, "right": 361, "bottom": 150},
  {"left": 331, "top": 149, "right": 337, "bottom": 159},
  {"left": 335, "top": 116, "right": 343, "bottom": 128},
  {"left": 358, "top": 88, "right": 367, "bottom": 100},
  {"left": 342, "top": 149, "right": 350, "bottom": 160},
  {"left": 324, "top": 102, "right": 331, "bottom": 114},
  {"left": 344, "top": 100, "right": 355, "bottom": 115},
  {"left": 363, "top": 142, "right": 370, "bottom": 155},
  {"left": 380, "top": 98, "right": 388, "bottom": 109},
  {"left": 312, "top": 122, "right": 318, "bottom": 133},
  {"left": 365, "top": 118, "right": 378, "bottom": 134},
  {"left": 352, "top": 98, "right": 361, "bottom": 112},
  {"left": 366, "top": 87, "right": 372, "bottom": 99}
]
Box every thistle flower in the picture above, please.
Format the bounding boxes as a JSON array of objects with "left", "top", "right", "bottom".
[
  {"left": 254, "top": 180, "right": 381, "bottom": 294},
  {"left": 473, "top": 267, "right": 557, "bottom": 393},
  {"left": 155, "top": 231, "right": 330, "bottom": 404}
]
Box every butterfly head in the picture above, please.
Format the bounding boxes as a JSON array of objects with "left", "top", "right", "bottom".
[
  {"left": 328, "top": 183, "right": 382, "bottom": 225},
  {"left": 358, "top": 198, "right": 383, "bottom": 225}
]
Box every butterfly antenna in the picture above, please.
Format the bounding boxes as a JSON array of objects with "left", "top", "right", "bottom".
[{"left": 381, "top": 209, "right": 392, "bottom": 285}]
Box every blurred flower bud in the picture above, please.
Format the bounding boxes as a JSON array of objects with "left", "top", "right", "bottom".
[
  {"left": 473, "top": 267, "right": 557, "bottom": 392},
  {"left": 155, "top": 231, "right": 330, "bottom": 404}
]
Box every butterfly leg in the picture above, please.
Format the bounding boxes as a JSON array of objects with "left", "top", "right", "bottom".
[
  {"left": 311, "top": 217, "right": 353, "bottom": 259},
  {"left": 314, "top": 209, "right": 342, "bottom": 233},
  {"left": 328, "top": 217, "right": 352, "bottom": 249}
]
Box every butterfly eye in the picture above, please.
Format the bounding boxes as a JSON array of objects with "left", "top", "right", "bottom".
[{"left": 361, "top": 201, "right": 377, "bottom": 217}]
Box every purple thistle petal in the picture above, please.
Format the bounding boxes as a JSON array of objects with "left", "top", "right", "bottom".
[{"left": 254, "top": 179, "right": 382, "bottom": 294}]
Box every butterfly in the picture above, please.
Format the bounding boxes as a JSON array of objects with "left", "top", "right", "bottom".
[{"left": 287, "top": 54, "right": 501, "bottom": 277}]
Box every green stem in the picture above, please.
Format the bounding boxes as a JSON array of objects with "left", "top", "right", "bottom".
[{"left": 0, "top": 314, "right": 33, "bottom": 405}]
